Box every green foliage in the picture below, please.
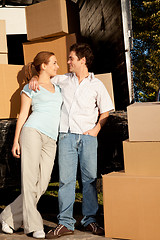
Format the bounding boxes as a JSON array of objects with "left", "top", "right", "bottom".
[
  {"left": 131, "top": 0, "right": 160, "bottom": 101},
  {"left": 45, "top": 181, "right": 103, "bottom": 205}
]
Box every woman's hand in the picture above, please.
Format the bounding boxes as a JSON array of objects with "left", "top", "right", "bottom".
[
  {"left": 12, "top": 142, "right": 21, "bottom": 158},
  {"left": 29, "top": 75, "right": 40, "bottom": 91}
]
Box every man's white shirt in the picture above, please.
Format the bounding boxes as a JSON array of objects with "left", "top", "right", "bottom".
[{"left": 51, "top": 72, "right": 114, "bottom": 134}]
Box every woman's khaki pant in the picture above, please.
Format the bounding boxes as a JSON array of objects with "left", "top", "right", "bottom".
[{"left": 1, "top": 127, "right": 56, "bottom": 234}]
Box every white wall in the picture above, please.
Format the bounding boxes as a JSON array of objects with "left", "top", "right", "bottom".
[{"left": 0, "top": 6, "right": 26, "bottom": 34}]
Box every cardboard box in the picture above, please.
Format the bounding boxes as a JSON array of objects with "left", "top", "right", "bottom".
[
  {"left": 25, "top": 0, "right": 79, "bottom": 41},
  {"left": 123, "top": 139, "right": 160, "bottom": 176},
  {"left": 0, "top": 64, "right": 26, "bottom": 119},
  {"left": 0, "top": 20, "right": 8, "bottom": 53},
  {"left": 23, "top": 34, "right": 76, "bottom": 74},
  {"left": 0, "top": 54, "right": 8, "bottom": 64},
  {"left": 103, "top": 172, "right": 160, "bottom": 240},
  {"left": 127, "top": 102, "right": 160, "bottom": 141},
  {"left": 95, "top": 73, "right": 115, "bottom": 110}
]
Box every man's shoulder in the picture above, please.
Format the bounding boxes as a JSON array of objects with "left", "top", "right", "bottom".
[
  {"left": 51, "top": 73, "right": 72, "bottom": 83},
  {"left": 90, "top": 73, "right": 104, "bottom": 86},
  {"left": 57, "top": 73, "right": 72, "bottom": 78}
]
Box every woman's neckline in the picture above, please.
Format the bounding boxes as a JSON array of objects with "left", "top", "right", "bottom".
[{"left": 39, "top": 83, "right": 55, "bottom": 94}]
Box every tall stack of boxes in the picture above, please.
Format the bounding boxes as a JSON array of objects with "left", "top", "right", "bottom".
[
  {"left": 103, "top": 102, "right": 160, "bottom": 240},
  {"left": 23, "top": 0, "right": 77, "bottom": 75},
  {"left": 0, "top": 64, "right": 26, "bottom": 119},
  {"left": 1, "top": 0, "right": 115, "bottom": 120},
  {"left": 0, "top": 20, "right": 8, "bottom": 64},
  {"left": 24, "top": 0, "right": 116, "bottom": 102},
  {"left": 0, "top": 20, "right": 24, "bottom": 119},
  {"left": 0, "top": 6, "right": 27, "bottom": 65},
  {"left": 0, "top": 0, "right": 78, "bottom": 119}
]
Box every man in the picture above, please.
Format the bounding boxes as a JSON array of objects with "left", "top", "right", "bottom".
[{"left": 30, "top": 43, "right": 114, "bottom": 239}]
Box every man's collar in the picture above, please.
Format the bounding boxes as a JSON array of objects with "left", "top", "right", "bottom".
[{"left": 72, "top": 72, "right": 94, "bottom": 81}]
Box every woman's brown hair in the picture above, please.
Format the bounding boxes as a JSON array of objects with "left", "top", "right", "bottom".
[{"left": 25, "top": 51, "right": 55, "bottom": 81}]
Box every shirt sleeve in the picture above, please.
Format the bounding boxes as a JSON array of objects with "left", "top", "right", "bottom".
[
  {"left": 50, "top": 74, "right": 71, "bottom": 85},
  {"left": 50, "top": 75, "right": 59, "bottom": 85},
  {"left": 21, "top": 84, "right": 33, "bottom": 99},
  {"left": 96, "top": 81, "right": 114, "bottom": 113},
  {"left": 55, "top": 84, "right": 61, "bottom": 93}
]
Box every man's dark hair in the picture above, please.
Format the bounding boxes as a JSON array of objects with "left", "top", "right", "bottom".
[{"left": 70, "top": 43, "right": 94, "bottom": 69}]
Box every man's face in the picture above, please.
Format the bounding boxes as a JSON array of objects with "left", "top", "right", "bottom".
[{"left": 67, "top": 51, "right": 82, "bottom": 73}]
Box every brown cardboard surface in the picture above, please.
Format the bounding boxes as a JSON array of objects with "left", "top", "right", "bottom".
[
  {"left": 103, "top": 172, "right": 160, "bottom": 240},
  {"left": 127, "top": 102, "right": 160, "bottom": 141},
  {"left": 0, "top": 64, "right": 26, "bottom": 119},
  {"left": 0, "top": 53, "right": 8, "bottom": 64},
  {"left": 0, "top": 20, "right": 8, "bottom": 53},
  {"left": 95, "top": 73, "right": 115, "bottom": 110},
  {"left": 23, "top": 34, "right": 76, "bottom": 75},
  {"left": 123, "top": 139, "right": 160, "bottom": 176},
  {"left": 25, "top": 0, "right": 78, "bottom": 41}
]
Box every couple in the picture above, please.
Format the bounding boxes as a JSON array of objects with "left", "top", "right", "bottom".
[{"left": 0, "top": 43, "right": 114, "bottom": 239}]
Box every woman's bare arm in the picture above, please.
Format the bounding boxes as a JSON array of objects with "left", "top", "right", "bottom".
[{"left": 12, "top": 93, "right": 32, "bottom": 158}]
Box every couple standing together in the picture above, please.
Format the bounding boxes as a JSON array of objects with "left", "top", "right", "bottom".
[{"left": 0, "top": 43, "right": 114, "bottom": 239}]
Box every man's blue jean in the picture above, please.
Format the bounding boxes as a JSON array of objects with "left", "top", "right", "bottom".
[{"left": 57, "top": 132, "right": 99, "bottom": 230}]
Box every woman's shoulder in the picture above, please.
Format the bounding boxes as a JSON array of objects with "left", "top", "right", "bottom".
[
  {"left": 21, "top": 83, "right": 35, "bottom": 98},
  {"left": 23, "top": 83, "right": 29, "bottom": 90}
]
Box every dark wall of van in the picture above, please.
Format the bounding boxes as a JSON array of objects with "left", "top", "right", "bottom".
[{"left": 77, "top": 0, "right": 130, "bottom": 110}]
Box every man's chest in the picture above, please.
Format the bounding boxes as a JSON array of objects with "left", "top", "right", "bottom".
[{"left": 60, "top": 80, "right": 98, "bottom": 108}]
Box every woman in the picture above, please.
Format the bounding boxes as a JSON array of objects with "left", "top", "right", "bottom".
[{"left": 0, "top": 51, "right": 62, "bottom": 238}]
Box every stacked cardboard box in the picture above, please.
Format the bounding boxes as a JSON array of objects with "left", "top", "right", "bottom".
[
  {"left": 127, "top": 102, "right": 160, "bottom": 142},
  {"left": 0, "top": 20, "right": 8, "bottom": 64},
  {"left": 0, "top": 20, "right": 25, "bottom": 119},
  {"left": 103, "top": 102, "right": 160, "bottom": 240},
  {"left": 0, "top": 0, "right": 79, "bottom": 119},
  {"left": 103, "top": 172, "right": 160, "bottom": 240},
  {"left": 1, "top": 1, "right": 114, "bottom": 118},
  {"left": 124, "top": 102, "right": 160, "bottom": 175},
  {"left": 23, "top": 34, "right": 76, "bottom": 75},
  {"left": 95, "top": 73, "right": 115, "bottom": 110},
  {"left": 25, "top": 0, "right": 79, "bottom": 41},
  {"left": 23, "top": 0, "right": 78, "bottom": 74},
  {"left": 0, "top": 64, "right": 26, "bottom": 119}
]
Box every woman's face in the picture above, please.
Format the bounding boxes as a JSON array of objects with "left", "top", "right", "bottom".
[{"left": 45, "top": 55, "right": 59, "bottom": 77}]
